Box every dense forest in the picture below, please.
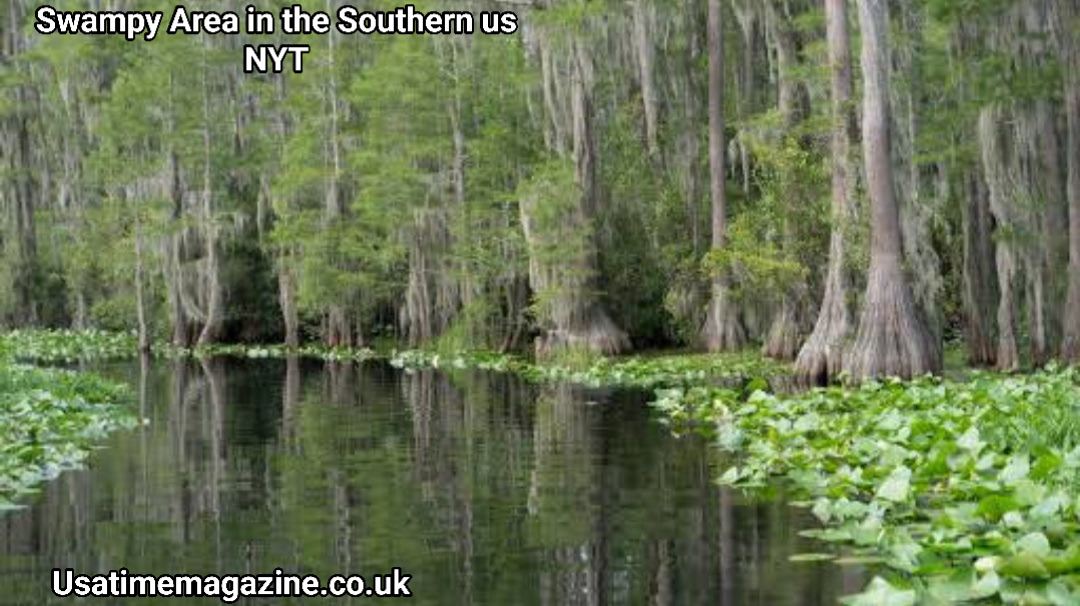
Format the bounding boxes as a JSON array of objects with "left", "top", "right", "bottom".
[{"left": 1, "top": 0, "right": 1078, "bottom": 382}]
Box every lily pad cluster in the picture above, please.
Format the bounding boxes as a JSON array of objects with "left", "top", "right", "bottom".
[
  {"left": 1, "top": 331, "right": 790, "bottom": 392},
  {"left": 390, "top": 349, "right": 790, "bottom": 389},
  {"left": 651, "top": 368, "right": 1080, "bottom": 604},
  {"left": 0, "top": 361, "right": 137, "bottom": 509},
  {"left": 154, "top": 342, "right": 378, "bottom": 362},
  {"left": 1, "top": 329, "right": 139, "bottom": 363}
]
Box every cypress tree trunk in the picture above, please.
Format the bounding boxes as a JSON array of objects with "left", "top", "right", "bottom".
[
  {"left": 0, "top": 0, "right": 39, "bottom": 326},
  {"left": 795, "top": 0, "right": 855, "bottom": 382},
  {"left": 197, "top": 50, "right": 223, "bottom": 346},
  {"left": 762, "top": 0, "right": 810, "bottom": 361},
  {"left": 323, "top": 12, "right": 352, "bottom": 348},
  {"left": 632, "top": 0, "right": 660, "bottom": 159},
  {"left": 278, "top": 259, "right": 300, "bottom": 348},
  {"left": 892, "top": 1, "right": 942, "bottom": 342},
  {"left": 165, "top": 73, "right": 191, "bottom": 348},
  {"left": 702, "top": 0, "right": 745, "bottom": 352},
  {"left": 1036, "top": 101, "right": 1066, "bottom": 361},
  {"left": 1062, "top": 0, "right": 1080, "bottom": 362},
  {"left": 978, "top": 107, "right": 1021, "bottom": 371},
  {"left": 270, "top": 71, "right": 300, "bottom": 349},
  {"left": 961, "top": 168, "right": 999, "bottom": 366},
  {"left": 844, "top": 0, "right": 940, "bottom": 380},
  {"left": 134, "top": 209, "right": 151, "bottom": 352},
  {"left": 520, "top": 28, "right": 629, "bottom": 358}
]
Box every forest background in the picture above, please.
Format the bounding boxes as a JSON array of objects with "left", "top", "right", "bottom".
[{"left": 1, "top": 0, "right": 1078, "bottom": 382}]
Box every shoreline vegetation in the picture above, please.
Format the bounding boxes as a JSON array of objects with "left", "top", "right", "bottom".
[
  {"left": 0, "top": 328, "right": 794, "bottom": 389},
  {"left": 3, "top": 329, "right": 1080, "bottom": 603},
  {"left": 0, "top": 337, "right": 137, "bottom": 511}
]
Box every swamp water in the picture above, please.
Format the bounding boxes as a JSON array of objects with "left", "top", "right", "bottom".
[{"left": 0, "top": 358, "right": 861, "bottom": 604}]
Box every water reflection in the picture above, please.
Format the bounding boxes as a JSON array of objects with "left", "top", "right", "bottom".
[{"left": 0, "top": 359, "right": 858, "bottom": 604}]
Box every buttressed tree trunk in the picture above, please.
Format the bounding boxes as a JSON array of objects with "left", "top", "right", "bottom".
[
  {"left": 520, "top": 26, "right": 629, "bottom": 358},
  {"left": 702, "top": 0, "right": 745, "bottom": 352},
  {"left": 844, "top": 0, "right": 941, "bottom": 381},
  {"left": 795, "top": 0, "right": 855, "bottom": 382}
]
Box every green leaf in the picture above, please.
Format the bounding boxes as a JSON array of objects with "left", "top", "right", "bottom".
[
  {"left": 876, "top": 466, "right": 912, "bottom": 503},
  {"left": 1016, "top": 532, "right": 1052, "bottom": 559},
  {"left": 999, "top": 454, "right": 1031, "bottom": 486},
  {"left": 971, "top": 570, "right": 1001, "bottom": 600},
  {"left": 997, "top": 551, "right": 1051, "bottom": 580},
  {"left": 840, "top": 577, "right": 916, "bottom": 606},
  {"left": 957, "top": 427, "right": 983, "bottom": 452},
  {"left": 789, "top": 553, "right": 836, "bottom": 562}
]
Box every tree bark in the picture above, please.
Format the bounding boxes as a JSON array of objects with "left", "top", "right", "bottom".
[
  {"left": 134, "top": 209, "right": 151, "bottom": 352},
  {"left": 961, "top": 168, "right": 998, "bottom": 366},
  {"left": 978, "top": 107, "right": 1021, "bottom": 371},
  {"left": 1063, "top": 0, "right": 1080, "bottom": 362},
  {"left": 323, "top": 8, "right": 352, "bottom": 348},
  {"left": 702, "top": 0, "right": 745, "bottom": 352},
  {"left": 632, "top": 0, "right": 660, "bottom": 159},
  {"left": 795, "top": 0, "right": 855, "bottom": 382},
  {"left": 844, "top": 0, "right": 940, "bottom": 381},
  {"left": 197, "top": 48, "right": 224, "bottom": 346},
  {"left": 0, "top": 0, "right": 39, "bottom": 326},
  {"left": 279, "top": 258, "right": 300, "bottom": 348}
]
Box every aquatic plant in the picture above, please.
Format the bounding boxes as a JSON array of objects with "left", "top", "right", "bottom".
[
  {"left": 0, "top": 361, "right": 137, "bottom": 508},
  {"left": 1, "top": 329, "right": 139, "bottom": 363},
  {"left": 153, "top": 342, "right": 378, "bottom": 363},
  {"left": 652, "top": 367, "right": 1080, "bottom": 603},
  {"left": 389, "top": 349, "right": 790, "bottom": 389},
  {"left": 2, "top": 330, "right": 788, "bottom": 390}
]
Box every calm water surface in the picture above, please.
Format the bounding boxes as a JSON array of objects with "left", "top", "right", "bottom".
[{"left": 0, "top": 359, "right": 861, "bottom": 604}]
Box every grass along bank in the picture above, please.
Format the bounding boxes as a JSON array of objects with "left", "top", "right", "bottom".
[
  {"left": 0, "top": 355, "right": 137, "bottom": 510},
  {"left": 653, "top": 368, "right": 1080, "bottom": 604}
]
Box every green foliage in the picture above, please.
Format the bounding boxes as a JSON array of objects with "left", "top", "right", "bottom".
[
  {"left": 706, "top": 131, "right": 828, "bottom": 299},
  {"left": 651, "top": 367, "right": 1080, "bottom": 603},
  {"left": 0, "top": 360, "right": 136, "bottom": 507}
]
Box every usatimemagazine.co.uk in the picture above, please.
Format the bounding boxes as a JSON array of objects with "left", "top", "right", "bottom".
[{"left": 53, "top": 567, "right": 412, "bottom": 602}]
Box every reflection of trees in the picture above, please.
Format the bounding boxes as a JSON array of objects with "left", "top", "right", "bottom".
[
  {"left": 0, "top": 360, "right": 866, "bottom": 604},
  {"left": 400, "top": 369, "right": 536, "bottom": 604},
  {"left": 529, "top": 384, "right": 608, "bottom": 606}
]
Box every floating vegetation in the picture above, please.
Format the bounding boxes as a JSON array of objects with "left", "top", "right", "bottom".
[
  {"left": 153, "top": 342, "right": 379, "bottom": 363},
  {"left": 651, "top": 367, "right": 1080, "bottom": 604},
  {"left": 2, "top": 329, "right": 139, "bottom": 363},
  {"left": 0, "top": 360, "right": 137, "bottom": 509},
  {"left": 0, "top": 330, "right": 380, "bottom": 365},
  {"left": 389, "top": 349, "right": 790, "bottom": 389},
  {"left": 1, "top": 330, "right": 790, "bottom": 390}
]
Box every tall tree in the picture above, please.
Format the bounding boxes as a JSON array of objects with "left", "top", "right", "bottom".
[
  {"left": 795, "top": 0, "right": 855, "bottom": 381},
  {"left": 844, "top": 0, "right": 940, "bottom": 380},
  {"left": 0, "top": 0, "right": 40, "bottom": 326},
  {"left": 702, "top": 0, "right": 745, "bottom": 351},
  {"left": 1062, "top": 0, "right": 1080, "bottom": 363}
]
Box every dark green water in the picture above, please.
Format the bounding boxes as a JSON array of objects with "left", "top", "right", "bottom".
[{"left": 0, "top": 359, "right": 860, "bottom": 604}]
